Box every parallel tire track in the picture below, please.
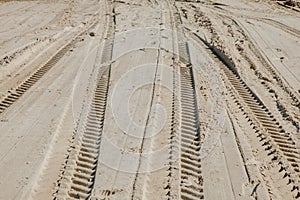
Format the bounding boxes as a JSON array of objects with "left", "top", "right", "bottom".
[
  {"left": 198, "top": 37, "right": 300, "bottom": 199},
  {"left": 54, "top": 66, "right": 111, "bottom": 199}
]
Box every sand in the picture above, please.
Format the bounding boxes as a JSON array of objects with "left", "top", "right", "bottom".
[{"left": 0, "top": 0, "right": 299, "bottom": 199}]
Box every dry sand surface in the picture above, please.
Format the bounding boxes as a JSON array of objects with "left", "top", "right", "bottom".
[{"left": 0, "top": 0, "right": 299, "bottom": 199}]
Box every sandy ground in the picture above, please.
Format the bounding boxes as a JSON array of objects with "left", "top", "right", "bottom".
[{"left": 0, "top": 0, "right": 299, "bottom": 199}]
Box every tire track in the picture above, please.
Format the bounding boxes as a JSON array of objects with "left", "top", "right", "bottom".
[
  {"left": 180, "top": 7, "right": 300, "bottom": 114},
  {"left": 228, "top": 18, "right": 300, "bottom": 131},
  {"left": 196, "top": 36, "right": 300, "bottom": 199},
  {"left": 0, "top": 40, "right": 75, "bottom": 114},
  {"left": 0, "top": 23, "right": 96, "bottom": 115},
  {"left": 222, "top": 66, "right": 300, "bottom": 199},
  {"left": 191, "top": 13, "right": 300, "bottom": 131},
  {"left": 53, "top": 1, "right": 114, "bottom": 198},
  {"left": 232, "top": 19, "right": 300, "bottom": 110},
  {"left": 179, "top": 65, "right": 204, "bottom": 200},
  {"left": 174, "top": 3, "right": 204, "bottom": 199},
  {"left": 145, "top": 1, "right": 204, "bottom": 198},
  {"left": 54, "top": 66, "right": 111, "bottom": 199},
  {"left": 206, "top": 15, "right": 300, "bottom": 132}
]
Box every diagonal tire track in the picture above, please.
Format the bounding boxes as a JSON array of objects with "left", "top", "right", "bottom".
[{"left": 195, "top": 35, "right": 300, "bottom": 199}]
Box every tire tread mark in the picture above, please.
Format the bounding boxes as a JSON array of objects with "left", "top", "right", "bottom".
[
  {"left": 0, "top": 41, "right": 75, "bottom": 114},
  {"left": 53, "top": 66, "right": 111, "bottom": 199},
  {"left": 197, "top": 36, "right": 300, "bottom": 199},
  {"left": 0, "top": 21, "right": 98, "bottom": 115},
  {"left": 179, "top": 56, "right": 204, "bottom": 200}
]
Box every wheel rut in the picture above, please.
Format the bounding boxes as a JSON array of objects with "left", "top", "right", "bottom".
[
  {"left": 54, "top": 66, "right": 111, "bottom": 199},
  {"left": 0, "top": 22, "right": 97, "bottom": 115},
  {"left": 174, "top": 2, "right": 205, "bottom": 199},
  {"left": 179, "top": 66, "right": 204, "bottom": 200},
  {"left": 196, "top": 35, "right": 300, "bottom": 199},
  {"left": 53, "top": 1, "right": 114, "bottom": 198},
  {"left": 0, "top": 40, "right": 75, "bottom": 114}
]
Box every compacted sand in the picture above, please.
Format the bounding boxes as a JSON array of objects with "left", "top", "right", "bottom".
[{"left": 0, "top": 0, "right": 299, "bottom": 199}]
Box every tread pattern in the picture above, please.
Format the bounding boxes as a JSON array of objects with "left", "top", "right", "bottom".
[
  {"left": 0, "top": 40, "right": 76, "bottom": 114},
  {"left": 188, "top": 21, "right": 300, "bottom": 197},
  {"left": 0, "top": 20, "right": 98, "bottom": 115},
  {"left": 53, "top": 2, "right": 114, "bottom": 198},
  {"left": 175, "top": 3, "right": 204, "bottom": 198},
  {"left": 179, "top": 66, "right": 204, "bottom": 200},
  {"left": 54, "top": 66, "right": 110, "bottom": 199},
  {"left": 223, "top": 65, "right": 300, "bottom": 199},
  {"left": 198, "top": 36, "right": 300, "bottom": 198}
]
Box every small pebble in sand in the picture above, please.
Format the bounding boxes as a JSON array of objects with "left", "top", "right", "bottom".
[{"left": 89, "top": 32, "right": 95, "bottom": 37}]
